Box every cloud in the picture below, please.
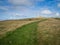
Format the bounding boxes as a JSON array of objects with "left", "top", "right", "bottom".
[
  {"left": 57, "top": 3, "right": 60, "bottom": 7},
  {"left": 41, "top": 9, "right": 52, "bottom": 15},
  {"left": 8, "top": 0, "right": 33, "bottom": 6},
  {"left": 56, "top": 12, "right": 60, "bottom": 16},
  {"left": 0, "top": 6, "right": 8, "bottom": 11},
  {"left": 8, "top": 0, "right": 44, "bottom": 6}
]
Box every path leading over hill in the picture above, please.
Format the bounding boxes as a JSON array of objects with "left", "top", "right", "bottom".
[
  {"left": 0, "top": 18, "right": 60, "bottom": 45},
  {"left": 0, "top": 19, "right": 40, "bottom": 35}
]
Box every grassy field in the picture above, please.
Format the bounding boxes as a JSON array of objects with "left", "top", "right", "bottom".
[
  {"left": 0, "top": 18, "right": 41, "bottom": 36},
  {"left": 0, "top": 18, "right": 60, "bottom": 45},
  {"left": 37, "top": 18, "right": 60, "bottom": 45},
  {"left": 0, "top": 20, "right": 41, "bottom": 45}
]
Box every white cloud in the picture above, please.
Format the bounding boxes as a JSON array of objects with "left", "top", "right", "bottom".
[
  {"left": 8, "top": 0, "right": 44, "bottom": 6},
  {"left": 41, "top": 9, "right": 52, "bottom": 14},
  {"left": 0, "top": 6, "right": 8, "bottom": 11},
  {"left": 57, "top": 3, "right": 60, "bottom": 7},
  {"left": 8, "top": 0, "right": 33, "bottom": 6},
  {"left": 56, "top": 12, "right": 60, "bottom": 16},
  {"left": 15, "top": 13, "right": 20, "bottom": 16}
]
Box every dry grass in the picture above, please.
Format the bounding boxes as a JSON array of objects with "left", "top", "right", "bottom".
[
  {"left": 0, "top": 18, "right": 60, "bottom": 45},
  {"left": 0, "top": 19, "right": 36, "bottom": 35},
  {"left": 0, "top": 18, "right": 42, "bottom": 36},
  {"left": 37, "top": 18, "right": 60, "bottom": 45},
  {"left": 0, "top": 21, "right": 39, "bottom": 45}
]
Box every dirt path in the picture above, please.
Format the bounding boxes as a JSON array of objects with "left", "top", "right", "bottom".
[{"left": 37, "top": 19, "right": 60, "bottom": 45}]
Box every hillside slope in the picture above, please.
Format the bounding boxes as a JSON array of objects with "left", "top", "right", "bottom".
[
  {"left": 0, "top": 19, "right": 45, "bottom": 45},
  {"left": 0, "top": 18, "right": 42, "bottom": 36},
  {"left": 0, "top": 18, "right": 60, "bottom": 45},
  {"left": 37, "top": 18, "right": 60, "bottom": 45}
]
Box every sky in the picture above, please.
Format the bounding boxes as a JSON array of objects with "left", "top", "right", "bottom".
[{"left": 0, "top": 0, "right": 60, "bottom": 20}]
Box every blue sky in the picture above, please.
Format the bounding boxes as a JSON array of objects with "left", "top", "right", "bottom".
[{"left": 0, "top": 0, "right": 60, "bottom": 20}]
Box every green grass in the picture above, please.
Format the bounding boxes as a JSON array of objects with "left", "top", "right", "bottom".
[
  {"left": 0, "top": 19, "right": 60, "bottom": 45},
  {"left": 0, "top": 19, "right": 47, "bottom": 45},
  {"left": 0, "top": 21, "right": 40, "bottom": 45}
]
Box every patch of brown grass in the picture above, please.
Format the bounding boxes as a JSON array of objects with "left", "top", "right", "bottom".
[
  {"left": 37, "top": 18, "right": 60, "bottom": 45},
  {"left": 0, "top": 19, "right": 39, "bottom": 35}
]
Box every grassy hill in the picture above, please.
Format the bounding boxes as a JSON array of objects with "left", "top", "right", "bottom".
[
  {"left": 37, "top": 18, "right": 60, "bottom": 45},
  {"left": 0, "top": 18, "right": 42, "bottom": 36},
  {"left": 0, "top": 18, "right": 60, "bottom": 45},
  {"left": 0, "top": 21, "right": 39, "bottom": 45}
]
